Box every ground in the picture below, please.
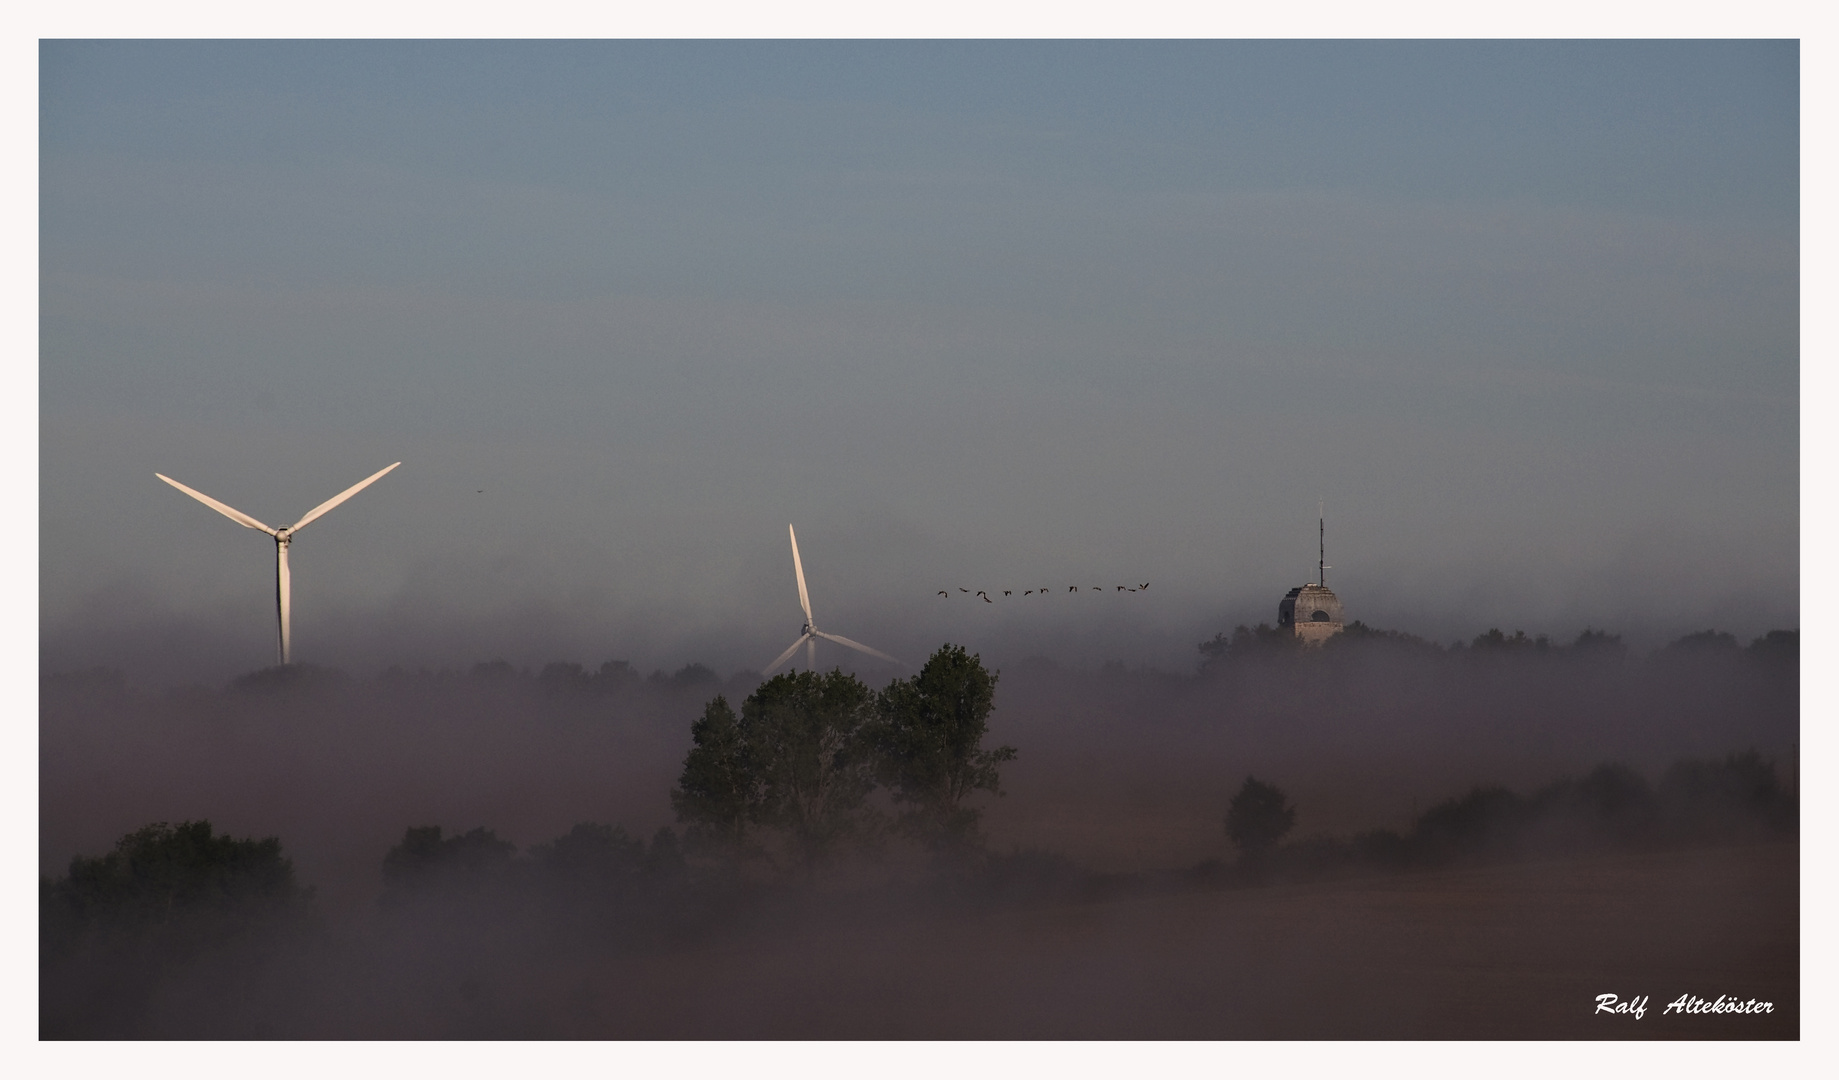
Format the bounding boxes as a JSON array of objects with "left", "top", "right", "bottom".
[{"left": 399, "top": 841, "right": 1796, "bottom": 1039}]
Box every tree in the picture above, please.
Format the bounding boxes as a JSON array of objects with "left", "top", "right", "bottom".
[
  {"left": 671, "top": 695, "right": 761, "bottom": 854},
  {"left": 530, "top": 822, "right": 646, "bottom": 887},
  {"left": 380, "top": 825, "right": 517, "bottom": 897},
  {"left": 1198, "top": 623, "right": 1297, "bottom": 671},
  {"left": 1225, "top": 776, "right": 1296, "bottom": 860},
  {"left": 46, "top": 820, "right": 309, "bottom": 941},
  {"left": 1469, "top": 628, "right": 1548, "bottom": 652},
  {"left": 874, "top": 643, "right": 1016, "bottom": 852},
  {"left": 743, "top": 670, "right": 881, "bottom": 869},
  {"left": 41, "top": 821, "right": 313, "bottom": 1038}
]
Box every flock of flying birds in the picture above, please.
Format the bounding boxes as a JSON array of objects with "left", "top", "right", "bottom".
[{"left": 940, "top": 584, "right": 1150, "bottom": 602}]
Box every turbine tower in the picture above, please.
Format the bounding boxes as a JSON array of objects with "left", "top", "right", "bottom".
[
  {"left": 155, "top": 462, "right": 401, "bottom": 666},
  {"left": 764, "top": 524, "right": 901, "bottom": 674}
]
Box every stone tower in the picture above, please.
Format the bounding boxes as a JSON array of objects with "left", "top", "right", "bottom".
[{"left": 1278, "top": 515, "right": 1344, "bottom": 646}]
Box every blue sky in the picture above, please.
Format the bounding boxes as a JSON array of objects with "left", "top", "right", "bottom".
[{"left": 39, "top": 40, "right": 1799, "bottom": 681}]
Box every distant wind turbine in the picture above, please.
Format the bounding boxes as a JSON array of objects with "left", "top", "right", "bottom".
[
  {"left": 155, "top": 462, "right": 401, "bottom": 666},
  {"left": 764, "top": 524, "right": 901, "bottom": 673}
]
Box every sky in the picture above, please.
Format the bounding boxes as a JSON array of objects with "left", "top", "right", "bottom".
[{"left": 38, "top": 40, "right": 1800, "bottom": 683}]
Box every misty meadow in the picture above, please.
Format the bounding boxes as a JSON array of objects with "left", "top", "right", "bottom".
[{"left": 41, "top": 626, "right": 1797, "bottom": 1038}]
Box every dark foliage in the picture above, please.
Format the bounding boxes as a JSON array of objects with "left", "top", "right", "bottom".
[
  {"left": 46, "top": 820, "right": 310, "bottom": 941},
  {"left": 1225, "top": 776, "right": 1296, "bottom": 859},
  {"left": 1568, "top": 629, "right": 1628, "bottom": 661},
  {"left": 643, "top": 826, "right": 687, "bottom": 877},
  {"left": 41, "top": 821, "right": 314, "bottom": 1038},
  {"left": 1748, "top": 629, "right": 1798, "bottom": 663},
  {"left": 1326, "top": 621, "right": 1441, "bottom": 652},
  {"left": 745, "top": 670, "right": 882, "bottom": 868},
  {"left": 469, "top": 657, "right": 654, "bottom": 695},
  {"left": 672, "top": 647, "right": 1018, "bottom": 868},
  {"left": 1411, "top": 786, "right": 1531, "bottom": 861},
  {"left": 1658, "top": 750, "right": 1798, "bottom": 839},
  {"left": 1468, "top": 628, "right": 1550, "bottom": 652},
  {"left": 380, "top": 825, "right": 517, "bottom": 900},
  {"left": 667, "top": 663, "right": 722, "bottom": 688},
  {"left": 539, "top": 661, "right": 595, "bottom": 693},
  {"left": 1655, "top": 629, "right": 1741, "bottom": 660},
  {"left": 873, "top": 644, "right": 1016, "bottom": 853},
  {"left": 227, "top": 663, "right": 349, "bottom": 695},
  {"left": 1198, "top": 623, "right": 1297, "bottom": 669},
  {"left": 1231, "top": 751, "right": 1798, "bottom": 887},
  {"left": 671, "top": 695, "right": 760, "bottom": 855},
  {"left": 529, "top": 822, "right": 646, "bottom": 886},
  {"left": 469, "top": 659, "right": 519, "bottom": 682},
  {"left": 672, "top": 670, "right": 882, "bottom": 871}
]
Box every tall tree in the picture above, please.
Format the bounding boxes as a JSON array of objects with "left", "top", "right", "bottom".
[
  {"left": 671, "top": 695, "right": 761, "bottom": 854},
  {"left": 875, "top": 644, "right": 1017, "bottom": 852},
  {"left": 742, "top": 670, "right": 880, "bottom": 870}
]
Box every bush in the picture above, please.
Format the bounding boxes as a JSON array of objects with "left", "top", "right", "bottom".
[
  {"left": 1225, "top": 776, "right": 1296, "bottom": 860},
  {"left": 381, "top": 825, "right": 518, "bottom": 899}
]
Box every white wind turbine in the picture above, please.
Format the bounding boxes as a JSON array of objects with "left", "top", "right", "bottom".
[
  {"left": 155, "top": 462, "right": 401, "bottom": 667},
  {"left": 764, "top": 524, "right": 901, "bottom": 674}
]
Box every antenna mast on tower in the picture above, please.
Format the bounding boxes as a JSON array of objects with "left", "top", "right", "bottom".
[{"left": 1314, "top": 498, "right": 1327, "bottom": 586}]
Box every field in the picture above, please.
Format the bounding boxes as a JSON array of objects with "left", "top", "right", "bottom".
[
  {"left": 269, "top": 841, "right": 1794, "bottom": 1039},
  {"left": 41, "top": 653, "right": 1798, "bottom": 1039}
]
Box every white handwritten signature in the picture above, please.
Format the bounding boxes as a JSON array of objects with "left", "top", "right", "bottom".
[{"left": 1596, "top": 993, "right": 1775, "bottom": 1018}]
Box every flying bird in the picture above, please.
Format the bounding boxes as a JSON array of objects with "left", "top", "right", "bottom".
[
  {"left": 959, "top": 588, "right": 969, "bottom": 593},
  {"left": 1141, "top": 583, "right": 1150, "bottom": 590},
  {"left": 938, "top": 591, "right": 948, "bottom": 596},
  {"left": 983, "top": 594, "right": 993, "bottom": 603},
  {"left": 156, "top": 462, "right": 401, "bottom": 666},
  {"left": 1024, "top": 590, "right": 1033, "bottom": 595},
  {"left": 764, "top": 525, "right": 901, "bottom": 674},
  {"left": 1069, "top": 586, "right": 1077, "bottom": 593},
  {"left": 1004, "top": 590, "right": 1012, "bottom": 596}
]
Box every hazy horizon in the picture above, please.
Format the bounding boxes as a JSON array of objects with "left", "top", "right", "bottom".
[{"left": 40, "top": 41, "right": 1798, "bottom": 686}]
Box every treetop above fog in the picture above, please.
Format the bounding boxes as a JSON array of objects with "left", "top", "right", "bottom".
[{"left": 671, "top": 644, "right": 1017, "bottom": 867}]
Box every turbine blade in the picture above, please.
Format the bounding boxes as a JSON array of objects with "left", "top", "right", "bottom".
[
  {"left": 276, "top": 540, "right": 292, "bottom": 666},
  {"left": 789, "top": 524, "right": 813, "bottom": 625},
  {"left": 765, "top": 635, "right": 808, "bottom": 674},
  {"left": 815, "top": 631, "right": 900, "bottom": 666},
  {"left": 290, "top": 462, "right": 401, "bottom": 533},
  {"left": 156, "top": 473, "right": 277, "bottom": 535}
]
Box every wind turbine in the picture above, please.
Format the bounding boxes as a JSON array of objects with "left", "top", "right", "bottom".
[
  {"left": 764, "top": 524, "right": 901, "bottom": 674},
  {"left": 155, "top": 462, "right": 401, "bottom": 666}
]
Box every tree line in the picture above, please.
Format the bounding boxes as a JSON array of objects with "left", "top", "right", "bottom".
[
  {"left": 1213, "top": 749, "right": 1798, "bottom": 885},
  {"left": 1199, "top": 623, "right": 1798, "bottom": 669}
]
